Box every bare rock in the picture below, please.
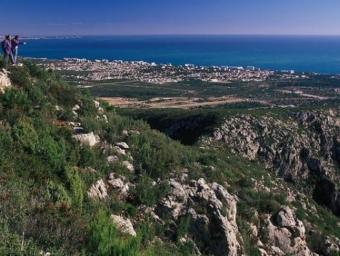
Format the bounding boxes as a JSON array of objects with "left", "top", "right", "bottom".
[
  {"left": 115, "top": 142, "right": 130, "bottom": 150},
  {"left": 111, "top": 215, "right": 136, "bottom": 237},
  {"left": 0, "top": 69, "right": 11, "bottom": 93},
  {"left": 87, "top": 179, "right": 108, "bottom": 200},
  {"left": 107, "top": 155, "right": 119, "bottom": 164},
  {"left": 107, "top": 173, "right": 131, "bottom": 199},
  {"left": 122, "top": 161, "right": 135, "bottom": 172},
  {"left": 322, "top": 236, "right": 340, "bottom": 256},
  {"left": 156, "top": 178, "right": 242, "bottom": 256},
  {"left": 114, "top": 146, "right": 126, "bottom": 156},
  {"left": 72, "top": 132, "right": 100, "bottom": 147},
  {"left": 264, "top": 207, "right": 314, "bottom": 256}
]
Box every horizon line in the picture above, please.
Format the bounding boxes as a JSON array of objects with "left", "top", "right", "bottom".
[{"left": 4, "top": 33, "right": 340, "bottom": 38}]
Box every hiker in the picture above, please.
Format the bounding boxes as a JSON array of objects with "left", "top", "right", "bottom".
[
  {"left": 1, "top": 35, "right": 14, "bottom": 68},
  {"left": 11, "top": 35, "right": 24, "bottom": 64}
]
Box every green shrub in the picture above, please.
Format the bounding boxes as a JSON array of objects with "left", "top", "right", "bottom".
[
  {"left": 8, "top": 66, "right": 31, "bottom": 89},
  {"left": 46, "top": 180, "right": 72, "bottom": 207},
  {"left": 12, "top": 118, "right": 39, "bottom": 153},
  {"left": 37, "top": 135, "right": 66, "bottom": 172},
  {"left": 134, "top": 176, "right": 170, "bottom": 206},
  {"left": 131, "top": 132, "right": 183, "bottom": 178},
  {"left": 64, "top": 167, "right": 85, "bottom": 209},
  {"left": 0, "top": 225, "right": 41, "bottom": 256},
  {"left": 88, "top": 210, "right": 140, "bottom": 256},
  {"left": 0, "top": 88, "right": 31, "bottom": 110}
]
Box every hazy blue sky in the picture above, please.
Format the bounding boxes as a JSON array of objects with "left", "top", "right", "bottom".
[{"left": 1, "top": 0, "right": 340, "bottom": 35}]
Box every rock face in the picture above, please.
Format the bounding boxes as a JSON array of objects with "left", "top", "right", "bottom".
[
  {"left": 207, "top": 109, "right": 340, "bottom": 215},
  {"left": 261, "top": 207, "right": 314, "bottom": 256},
  {"left": 111, "top": 215, "right": 136, "bottom": 237},
  {"left": 0, "top": 70, "right": 11, "bottom": 93},
  {"left": 72, "top": 132, "right": 100, "bottom": 147},
  {"left": 155, "top": 178, "right": 242, "bottom": 256}
]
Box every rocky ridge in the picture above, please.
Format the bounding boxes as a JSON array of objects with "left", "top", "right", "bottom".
[{"left": 206, "top": 109, "right": 340, "bottom": 216}]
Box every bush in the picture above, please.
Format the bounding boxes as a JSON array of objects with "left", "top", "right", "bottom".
[
  {"left": 0, "top": 88, "right": 31, "bottom": 111},
  {"left": 88, "top": 210, "right": 140, "bottom": 256},
  {"left": 133, "top": 176, "right": 170, "bottom": 206},
  {"left": 37, "top": 135, "right": 66, "bottom": 172},
  {"left": 46, "top": 180, "right": 72, "bottom": 207},
  {"left": 12, "top": 118, "right": 39, "bottom": 153},
  {"left": 64, "top": 167, "right": 85, "bottom": 209},
  {"left": 131, "top": 132, "right": 183, "bottom": 178}
]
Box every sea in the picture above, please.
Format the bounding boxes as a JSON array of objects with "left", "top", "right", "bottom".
[{"left": 19, "top": 35, "right": 340, "bottom": 74}]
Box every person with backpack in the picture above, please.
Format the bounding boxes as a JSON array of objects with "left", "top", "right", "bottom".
[
  {"left": 1, "top": 35, "right": 14, "bottom": 68},
  {"left": 11, "top": 35, "right": 25, "bottom": 65}
]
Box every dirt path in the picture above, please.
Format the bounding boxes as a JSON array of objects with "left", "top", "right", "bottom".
[
  {"left": 99, "top": 96, "right": 267, "bottom": 109},
  {"left": 277, "top": 89, "right": 331, "bottom": 100}
]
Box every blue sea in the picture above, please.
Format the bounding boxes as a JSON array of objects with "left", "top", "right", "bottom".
[{"left": 20, "top": 35, "right": 340, "bottom": 74}]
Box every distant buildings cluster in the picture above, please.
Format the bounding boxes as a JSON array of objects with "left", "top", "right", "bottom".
[{"left": 40, "top": 58, "right": 275, "bottom": 84}]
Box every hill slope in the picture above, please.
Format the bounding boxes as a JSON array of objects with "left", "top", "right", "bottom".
[{"left": 0, "top": 63, "right": 339, "bottom": 255}]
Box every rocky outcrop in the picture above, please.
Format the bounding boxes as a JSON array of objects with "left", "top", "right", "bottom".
[
  {"left": 322, "top": 236, "right": 340, "bottom": 256},
  {"left": 0, "top": 69, "right": 11, "bottom": 93},
  {"left": 111, "top": 215, "right": 136, "bottom": 237},
  {"left": 87, "top": 179, "right": 108, "bottom": 200},
  {"left": 206, "top": 109, "right": 340, "bottom": 215},
  {"left": 87, "top": 173, "right": 132, "bottom": 201},
  {"left": 260, "top": 207, "right": 315, "bottom": 256},
  {"left": 122, "top": 161, "right": 135, "bottom": 172},
  {"left": 155, "top": 178, "right": 242, "bottom": 256},
  {"left": 72, "top": 132, "right": 100, "bottom": 147}
]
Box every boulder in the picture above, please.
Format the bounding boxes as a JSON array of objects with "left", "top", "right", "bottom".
[
  {"left": 264, "top": 207, "right": 314, "bottom": 256},
  {"left": 87, "top": 179, "right": 108, "bottom": 200},
  {"left": 72, "top": 132, "right": 100, "bottom": 147},
  {"left": 322, "top": 236, "right": 340, "bottom": 256},
  {"left": 111, "top": 215, "right": 136, "bottom": 237},
  {"left": 107, "top": 173, "right": 131, "bottom": 199},
  {"left": 156, "top": 178, "right": 242, "bottom": 256},
  {"left": 115, "top": 142, "right": 130, "bottom": 150},
  {"left": 122, "top": 161, "right": 134, "bottom": 172},
  {"left": 0, "top": 69, "right": 11, "bottom": 93},
  {"left": 107, "top": 155, "right": 119, "bottom": 164},
  {"left": 114, "top": 146, "right": 126, "bottom": 156}
]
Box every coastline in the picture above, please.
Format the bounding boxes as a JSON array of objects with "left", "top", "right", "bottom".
[{"left": 19, "top": 35, "right": 340, "bottom": 75}]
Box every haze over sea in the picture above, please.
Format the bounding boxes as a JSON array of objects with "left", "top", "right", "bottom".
[{"left": 20, "top": 35, "right": 340, "bottom": 74}]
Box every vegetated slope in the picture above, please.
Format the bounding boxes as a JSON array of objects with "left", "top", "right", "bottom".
[{"left": 0, "top": 63, "right": 339, "bottom": 256}]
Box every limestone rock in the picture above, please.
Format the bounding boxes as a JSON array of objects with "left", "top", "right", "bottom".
[
  {"left": 115, "top": 142, "right": 130, "bottom": 150},
  {"left": 322, "top": 236, "right": 340, "bottom": 255},
  {"left": 87, "top": 179, "right": 108, "bottom": 200},
  {"left": 107, "top": 173, "right": 131, "bottom": 199},
  {"left": 122, "top": 161, "right": 134, "bottom": 172},
  {"left": 72, "top": 132, "right": 100, "bottom": 147},
  {"left": 111, "top": 215, "right": 136, "bottom": 237},
  {"left": 205, "top": 110, "right": 340, "bottom": 215},
  {"left": 107, "top": 155, "right": 119, "bottom": 164},
  {"left": 0, "top": 69, "right": 11, "bottom": 93},
  {"left": 156, "top": 178, "right": 242, "bottom": 256},
  {"left": 264, "top": 207, "right": 314, "bottom": 256},
  {"left": 114, "top": 146, "right": 126, "bottom": 156}
]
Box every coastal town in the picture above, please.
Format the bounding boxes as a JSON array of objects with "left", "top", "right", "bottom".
[{"left": 36, "top": 58, "right": 278, "bottom": 85}]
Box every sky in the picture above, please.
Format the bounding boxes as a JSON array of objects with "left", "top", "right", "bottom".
[{"left": 1, "top": 0, "right": 340, "bottom": 36}]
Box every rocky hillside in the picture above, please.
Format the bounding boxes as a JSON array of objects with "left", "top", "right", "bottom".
[
  {"left": 0, "top": 62, "right": 339, "bottom": 255},
  {"left": 205, "top": 110, "right": 340, "bottom": 215}
]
